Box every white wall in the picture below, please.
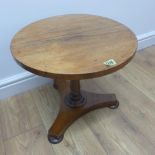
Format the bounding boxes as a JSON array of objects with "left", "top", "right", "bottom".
[{"left": 0, "top": 0, "right": 155, "bottom": 99}]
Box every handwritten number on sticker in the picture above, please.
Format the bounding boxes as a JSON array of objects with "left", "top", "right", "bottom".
[{"left": 104, "top": 59, "right": 117, "bottom": 66}]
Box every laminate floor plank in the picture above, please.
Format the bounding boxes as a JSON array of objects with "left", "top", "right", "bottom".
[
  {"left": 0, "top": 138, "right": 5, "bottom": 155},
  {"left": 4, "top": 125, "right": 55, "bottom": 155},
  {"left": 133, "top": 45, "right": 155, "bottom": 75},
  {"left": 119, "top": 61, "right": 155, "bottom": 102},
  {"left": 90, "top": 74, "right": 155, "bottom": 154},
  {"left": 30, "top": 86, "right": 60, "bottom": 131},
  {"left": 0, "top": 92, "right": 42, "bottom": 140},
  {"left": 118, "top": 46, "right": 155, "bottom": 102}
]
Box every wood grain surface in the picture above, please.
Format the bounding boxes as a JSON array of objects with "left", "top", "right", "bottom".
[{"left": 11, "top": 14, "right": 137, "bottom": 80}]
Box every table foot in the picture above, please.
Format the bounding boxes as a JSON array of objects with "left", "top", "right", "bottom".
[
  {"left": 48, "top": 135, "right": 64, "bottom": 144},
  {"left": 109, "top": 101, "right": 119, "bottom": 109},
  {"left": 53, "top": 79, "right": 58, "bottom": 89},
  {"left": 48, "top": 90, "right": 119, "bottom": 144}
]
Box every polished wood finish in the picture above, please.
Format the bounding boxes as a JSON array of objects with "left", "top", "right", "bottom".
[
  {"left": 1, "top": 45, "right": 155, "bottom": 154},
  {"left": 48, "top": 80, "right": 118, "bottom": 143},
  {"left": 11, "top": 14, "right": 137, "bottom": 80},
  {"left": 10, "top": 14, "right": 137, "bottom": 144},
  {"left": 65, "top": 80, "right": 86, "bottom": 108}
]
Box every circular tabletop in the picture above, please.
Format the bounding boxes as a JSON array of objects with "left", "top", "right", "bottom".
[{"left": 11, "top": 14, "right": 137, "bottom": 80}]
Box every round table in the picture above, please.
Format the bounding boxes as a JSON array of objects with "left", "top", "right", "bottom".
[{"left": 11, "top": 14, "right": 137, "bottom": 144}]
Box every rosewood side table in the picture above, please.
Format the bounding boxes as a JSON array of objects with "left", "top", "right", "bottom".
[{"left": 11, "top": 14, "right": 137, "bottom": 144}]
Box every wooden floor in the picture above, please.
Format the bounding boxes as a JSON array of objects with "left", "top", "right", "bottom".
[{"left": 0, "top": 45, "right": 155, "bottom": 155}]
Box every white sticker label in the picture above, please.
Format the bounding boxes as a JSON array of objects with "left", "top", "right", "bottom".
[{"left": 104, "top": 59, "right": 117, "bottom": 66}]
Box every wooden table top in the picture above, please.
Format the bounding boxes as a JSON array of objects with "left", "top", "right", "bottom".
[{"left": 11, "top": 14, "right": 137, "bottom": 80}]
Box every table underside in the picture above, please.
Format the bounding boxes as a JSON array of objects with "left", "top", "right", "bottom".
[{"left": 48, "top": 79, "right": 119, "bottom": 144}]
